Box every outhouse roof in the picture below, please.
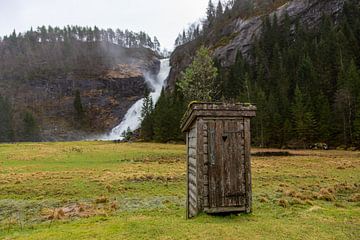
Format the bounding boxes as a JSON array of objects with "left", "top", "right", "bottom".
[{"left": 180, "top": 102, "right": 256, "bottom": 132}]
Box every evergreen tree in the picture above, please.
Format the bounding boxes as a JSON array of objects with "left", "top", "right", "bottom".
[
  {"left": 216, "top": 1, "right": 223, "bottom": 18},
  {"left": 252, "top": 88, "right": 267, "bottom": 147},
  {"left": 353, "top": 97, "right": 360, "bottom": 146},
  {"left": 0, "top": 96, "right": 13, "bottom": 142},
  {"left": 74, "top": 90, "right": 84, "bottom": 120},
  {"left": 152, "top": 90, "right": 174, "bottom": 142},
  {"left": 22, "top": 111, "right": 39, "bottom": 142},
  {"left": 225, "top": 51, "right": 246, "bottom": 100},
  {"left": 140, "top": 89, "right": 154, "bottom": 141},
  {"left": 152, "top": 89, "right": 186, "bottom": 142},
  {"left": 121, "top": 127, "right": 133, "bottom": 141},
  {"left": 315, "top": 92, "right": 332, "bottom": 143},
  {"left": 206, "top": 0, "right": 216, "bottom": 29},
  {"left": 291, "top": 86, "right": 316, "bottom": 147}
]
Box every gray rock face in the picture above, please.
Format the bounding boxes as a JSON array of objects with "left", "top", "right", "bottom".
[
  {"left": 214, "top": 0, "right": 345, "bottom": 67},
  {"left": 167, "top": 0, "right": 346, "bottom": 90}
]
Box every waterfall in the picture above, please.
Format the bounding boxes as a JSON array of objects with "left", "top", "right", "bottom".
[{"left": 101, "top": 59, "right": 170, "bottom": 140}]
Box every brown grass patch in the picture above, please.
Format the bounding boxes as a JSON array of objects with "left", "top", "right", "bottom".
[
  {"left": 278, "top": 199, "right": 289, "bottom": 208},
  {"left": 41, "top": 201, "right": 118, "bottom": 220},
  {"left": 290, "top": 198, "right": 305, "bottom": 205},
  {"left": 348, "top": 193, "right": 360, "bottom": 202},
  {"left": 317, "top": 188, "right": 336, "bottom": 202},
  {"left": 95, "top": 196, "right": 109, "bottom": 204}
]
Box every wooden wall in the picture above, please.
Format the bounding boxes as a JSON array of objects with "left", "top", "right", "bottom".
[{"left": 187, "top": 122, "right": 198, "bottom": 218}]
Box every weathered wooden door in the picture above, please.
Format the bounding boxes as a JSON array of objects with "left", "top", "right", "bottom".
[{"left": 207, "top": 119, "right": 246, "bottom": 211}]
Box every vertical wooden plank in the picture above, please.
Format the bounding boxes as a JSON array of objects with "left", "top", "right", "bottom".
[
  {"left": 232, "top": 120, "right": 239, "bottom": 206},
  {"left": 244, "top": 117, "right": 252, "bottom": 213},
  {"left": 208, "top": 120, "right": 216, "bottom": 208},
  {"left": 197, "top": 119, "right": 204, "bottom": 212},
  {"left": 235, "top": 119, "right": 245, "bottom": 206},
  {"left": 187, "top": 123, "right": 199, "bottom": 218},
  {"left": 203, "top": 121, "right": 209, "bottom": 208},
  {"left": 230, "top": 120, "right": 239, "bottom": 206},
  {"left": 186, "top": 132, "right": 189, "bottom": 219},
  {"left": 223, "top": 120, "right": 230, "bottom": 207},
  {"left": 215, "top": 119, "right": 224, "bottom": 207}
]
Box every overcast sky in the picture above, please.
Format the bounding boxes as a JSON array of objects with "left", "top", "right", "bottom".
[{"left": 0, "top": 0, "right": 210, "bottom": 49}]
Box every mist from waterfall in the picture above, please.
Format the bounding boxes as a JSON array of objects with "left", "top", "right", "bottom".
[{"left": 101, "top": 59, "right": 170, "bottom": 140}]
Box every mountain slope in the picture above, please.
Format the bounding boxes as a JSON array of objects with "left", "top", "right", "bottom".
[
  {"left": 167, "top": 0, "right": 345, "bottom": 90},
  {"left": 159, "top": 0, "right": 360, "bottom": 147},
  {"left": 0, "top": 27, "right": 160, "bottom": 141}
]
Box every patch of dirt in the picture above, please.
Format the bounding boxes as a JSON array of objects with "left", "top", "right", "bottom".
[
  {"left": 252, "top": 151, "right": 296, "bottom": 157},
  {"left": 41, "top": 200, "right": 118, "bottom": 220},
  {"left": 127, "top": 174, "right": 181, "bottom": 182},
  {"left": 278, "top": 183, "right": 359, "bottom": 204}
]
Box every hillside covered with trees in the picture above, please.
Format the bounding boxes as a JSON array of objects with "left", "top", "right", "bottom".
[
  {"left": 0, "top": 26, "right": 161, "bottom": 142},
  {"left": 0, "top": 26, "right": 161, "bottom": 82},
  {"left": 142, "top": 0, "right": 360, "bottom": 149}
]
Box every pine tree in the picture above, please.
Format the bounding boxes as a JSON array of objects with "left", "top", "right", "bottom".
[
  {"left": 151, "top": 89, "right": 186, "bottom": 143},
  {"left": 216, "top": 1, "right": 223, "bottom": 19},
  {"left": 353, "top": 97, "right": 360, "bottom": 146},
  {"left": 206, "top": 0, "right": 216, "bottom": 29},
  {"left": 152, "top": 90, "right": 173, "bottom": 142},
  {"left": 140, "top": 89, "right": 154, "bottom": 141},
  {"left": 225, "top": 51, "right": 246, "bottom": 100},
  {"left": 74, "top": 90, "right": 84, "bottom": 120},
  {"left": 253, "top": 88, "right": 267, "bottom": 147},
  {"left": 291, "top": 86, "right": 316, "bottom": 147},
  {"left": 0, "top": 96, "right": 13, "bottom": 142},
  {"left": 122, "top": 127, "right": 133, "bottom": 141},
  {"left": 23, "top": 111, "right": 39, "bottom": 142},
  {"left": 316, "top": 92, "right": 332, "bottom": 143}
]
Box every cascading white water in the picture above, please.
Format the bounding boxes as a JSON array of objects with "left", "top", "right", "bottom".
[{"left": 101, "top": 59, "right": 170, "bottom": 140}]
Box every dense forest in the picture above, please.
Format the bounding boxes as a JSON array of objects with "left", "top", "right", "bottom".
[{"left": 142, "top": 0, "right": 360, "bottom": 148}]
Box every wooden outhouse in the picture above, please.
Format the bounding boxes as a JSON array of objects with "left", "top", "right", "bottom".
[{"left": 181, "top": 103, "right": 256, "bottom": 218}]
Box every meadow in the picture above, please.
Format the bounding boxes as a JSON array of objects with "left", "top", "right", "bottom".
[{"left": 0, "top": 142, "right": 359, "bottom": 239}]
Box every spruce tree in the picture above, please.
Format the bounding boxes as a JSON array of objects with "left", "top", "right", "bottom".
[
  {"left": 216, "top": 1, "right": 223, "bottom": 19},
  {"left": 122, "top": 127, "right": 133, "bottom": 141},
  {"left": 206, "top": 0, "right": 216, "bottom": 29},
  {"left": 153, "top": 90, "right": 173, "bottom": 142},
  {"left": 291, "top": 86, "right": 316, "bottom": 147},
  {"left": 316, "top": 92, "right": 332, "bottom": 143},
  {"left": 353, "top": 97, "right": 360, "bottom": 146},
  {"left": 140, "top": 89, "right": 154, "bottom": 141},
  {"left": 0, "top": 96, "right": 13, "bottom": 142},
  {"left": 74, "top": 90, "right": 84, "bottom": 120},
  {"left": 23, "top": 111, "right": 39, "bottom": 142}
]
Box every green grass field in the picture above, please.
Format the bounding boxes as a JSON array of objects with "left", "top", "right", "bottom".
[{"left": 0, "top": 142, "right": 359, "bottom": 239}]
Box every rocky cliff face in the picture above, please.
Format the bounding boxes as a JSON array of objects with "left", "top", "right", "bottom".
[
  {"left": 0, "top": 46, "right": 160, "bottom": 141},
  {"left": 167, "top": 0, "right": 345, "bottom": 90}
]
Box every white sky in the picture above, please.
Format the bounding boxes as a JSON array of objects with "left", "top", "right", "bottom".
[{"left": 0, "top": 0, "right": 210, "bottom": 50}]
